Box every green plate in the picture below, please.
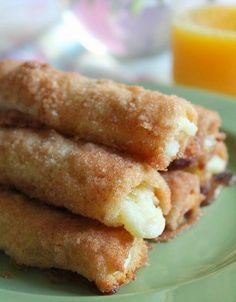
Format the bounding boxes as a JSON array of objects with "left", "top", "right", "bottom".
[{"left": 0, "top": 84, "right": 235, "bottom": 302}]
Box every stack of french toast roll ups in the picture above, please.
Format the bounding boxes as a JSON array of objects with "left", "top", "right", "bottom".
[{"left": 0, "top": 60, "right": 233, "bottom": 294}]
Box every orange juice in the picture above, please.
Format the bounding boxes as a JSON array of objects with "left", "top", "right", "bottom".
[{"left": 172, "top": 5, "right": 236, "bottom": 97}]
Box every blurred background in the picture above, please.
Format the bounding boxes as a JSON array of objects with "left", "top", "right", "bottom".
[{"left": 1, "top": 0, "right": 236, "bottom": 95}]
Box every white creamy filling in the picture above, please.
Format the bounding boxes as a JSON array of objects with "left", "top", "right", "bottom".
[
  {"left": 206, "top": 155, "right": 226, "bottom": 174},
  {"left": 119, "top": 186, "right": 165, "bottom": 239},
  {"left": 111, "top": 245, "right": 138, "bottom": 278},
  {"left": 204, "top": 135, "right": 216, "bottom": 150},
  {"left": 124, "top": 246, "right": 135, "bottom": 270},
  {"left": 166, "top": 117, "right": 198, "bottom": 157},
  {"left": 111, "top": 246, "right": 135, "bottom": 278},
  {"left": 178, "top": 117, "right": 198, "bottom": 136},
  {"left": 166, "top": 140, "right": 180, "bottom": 157}
]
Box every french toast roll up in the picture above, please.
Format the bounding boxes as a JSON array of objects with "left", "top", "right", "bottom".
[
  {"left": 186, "top": 141, "right": 228, "bottom": 181},
  {"left": 183, "top": 105, "right": 224, "bottom": 158},
  {"left": 193, "top": 141, "right": 229, "bottom": 205},
  {"left": 170, "top": 142, "right": 228, "bottom": 206},
  {"left": 0, "top": 187, "right": 147, "bottom": 294},
  {"left": 0, "top": 60, "right": 198, "bottom": 169},
  {"left": 0, "top": 128, "right": 171, "bottom": 239},
  {"left": 157, "top": 171, "right": 203, "bottom": 242},
  {"left": 170, "top": 105, "right": 226, "bottom": 168},
  {"left": 169, "top": 105, "right": 230, "bottom": 205}
]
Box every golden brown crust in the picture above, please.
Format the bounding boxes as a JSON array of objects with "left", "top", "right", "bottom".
[
  {"left": 0, "top": 187, "right": 147, "bottom": 294},
  {"left": 0, "top": 60, "right": 198, "bottom": 169},
  {"left": 155, "top": 171, "right": 203, "bottom": 242},
  {"left": 0, "top": 127, "right": 171, "bottom": 227}
]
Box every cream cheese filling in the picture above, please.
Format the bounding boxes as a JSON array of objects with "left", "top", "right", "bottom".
[
  {"left": 204, "top": 135, "right": 216, "bottom": 150},
  {"left": 178, "top": 117, "right": 198, "bottom": 136},
  {"left": 119, "top": 185, "right": 165, "bottom": 239},
  {"left": 124, "top": 245, "right": 136, "bottom": 270},
  {"left": 206, "top": 155, "right": 226, "bottom": 174},
  {"left": 111, "top": 245, "right": 136, "bottom": 278},
  {"left": 166, "top": 117, "right": 198, "bottom": 157},
  {"left": 166, "top": 140, "right": 180, "bottom": 157}
]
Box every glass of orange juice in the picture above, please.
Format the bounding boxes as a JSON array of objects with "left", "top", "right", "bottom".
[{"left": 172, "top": 2, "right": 236, "bottom": 97}]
